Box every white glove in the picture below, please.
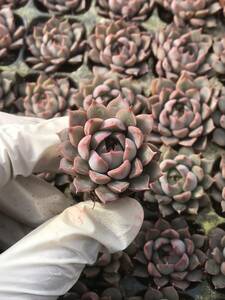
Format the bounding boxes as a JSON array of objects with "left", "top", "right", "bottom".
[{"left": 0, "top": 112, "right": 144, "bottom": 300}]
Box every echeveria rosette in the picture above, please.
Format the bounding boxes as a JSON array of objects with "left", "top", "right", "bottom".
[
  {"left": 73, "top": 74, "right": 149, "bottom": 115},
  {"left": 205, "top": 226, "right": 225, "bottom": 289},
  {"left": 148, "top": 72, "right": 218, "bottom": 151},
  {"left": 0, "top": 71, "right": 17, "bottom": 112},
  {"left": 59, "top": 103, "right": 161, "bottom": 203},
  {"left": 145, "top": 147, "right": 214, "bottom": 217},
  {"left": 211, "top": 154, "right": 225, "bottom": 214},
  {"left": 37, "top": 0, "right": 87, "bottom": 14},
  {"left": 132, "top": 218, "right": 207, "bottom": 291},
  {"left": 97, "top": 0, "right": 154, "bottom": 21},
  {"left": 212, "top": 89, "right": 225, "bottom": 147},
  {"left": 210, "top": 37, "right": 225, "bottom": 76},
  {"left": 23, "top": 74, "right": 77, "bottom": 119},
  {"left": 144, "top": 286, "right": 179, "bottom": 300},
  {"left": 152, "top": 26, "right": 212, "bottom": 80},
  {"left": 88, "top": 20, "right": 152, "bottom": 77},
  {"left": 0, "top": 8, "right": 25, "bottom": 60},
  {"left": 26, "top": 17, "right": 85, "bottom": 73},
  {"left": 156, "top": 0, "right": 221, "bottom": 28}
]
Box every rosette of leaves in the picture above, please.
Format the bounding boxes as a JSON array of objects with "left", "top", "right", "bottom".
[
  {"left": 97, "top": 0, "right": 154, "bottom": 21},
  {"left": 88, "top": 20, "right": 152, "bottom": 77},
  {"left": 212, "top": 88, "right": 225, "bottom": 147},
  {"left": 205, "top": 226, "right": 225, "bottom": 289},
  {"left": 0, "top": 71, "right": 18, "bottom": 112},
  {"left": 26, "top": 17, "right": 85, "bottom": 73},
  {"left": 132, "top": 218, "right": 207, "bottom": 291},
  {"left": 144, "top": 147, "right": 214, "bottom": 216},
  {"left": 73, "top": 74, "right": 149, "bottom": 114},
  {"left": 148, "top": 72, "right": 218, "bottom": 150},
  {"left": 37, "top": 0, "right": 87, "bottom": 14},
  {"left": 83, "top": 248, "right": 133, "bottom": 287},
  {"left": 211, "top": 154, "right": 225, "bottom": 213},
  {"left": 0, "top": 7, "right": 25, "bottom": 60},
  {"left": 23, "top": 74, "right": 77, "bottom": 118},
  {"left": 152, "top": 26, "right": 212, "bottom": 80},
  {"left": 144, "top": 286, "right": 179, "bottom": 300},
  {"left": 59, "top": 103, "right": 160, "bottom": 203},
  {"left": 210, "top": 37, "right": 225, "bottom": 75},
  {"left": 156, "top": 0, "right": 221, "bottom": 28}
]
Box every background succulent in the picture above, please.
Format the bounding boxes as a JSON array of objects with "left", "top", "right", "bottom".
[
  {"left": 59, "top": 104, "right": 160, "bottom": 203},
  {"left": 0, "top": 7, "right": 25, "bottom": 61},
  {"left": 144, "top": 286, "right": 179, "bottom": 300},
  {"left": 0, "top": 0, "right": 27, "bottom": 8},
  {"left": 131, "top": 218, "right": 207, "bottom": 291},
  {"left": 73, "top": 73, "right": 149, "bottom": 114},
  {"left": 37, "top": 0, "right": 87, "bottom": 14},
  {"left": 212, "top": 88, "right": 225, "bottom": 147},
  {"left": 22, "top": 74, "right": 77, "bottom": 118},
  {"left": 152, "top": 26, "right": 212, "bottom": 80},
  {"left": 26, "top": 17, "right": 85, "bottom": 73},
  {"left": 97, "top": 0, "right": 154, "bottom": 21},
  {"left": 148, "top": 72, "right": 218, "bottom": 150},
  {"left": 211, "top": 154, "right": 225, "bottom": 214},
  {"left": 156, "top": 0, "right": 221, "bottom": 28},
  {"left": 210, "top": 37, "right": 225, "bottom": 75},
  {"left": 0, "top": 71, "right": 18, "bottom": 113},
  {"left": 145, "top": 147, "right": 214, "bottom": 216},
  {"left": 205, "top": 226, "right": 225, "bottom": 289},
  {"left": 88, "top": 20, "right": 152, "bottom": 77}
]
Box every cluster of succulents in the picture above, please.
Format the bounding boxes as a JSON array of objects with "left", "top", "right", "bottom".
[
  {"left": 145, "top": 147, "right": 214, "bottom": 216},
  {"left": 26, "top": 17, "right": 85, "bottom": 73},
  {"left": 97, "top": 0, "right": 154, "bottom": 21},
  {"left": 2, "top": 0, "right": 225, "bottom": 299},
  {"left": 88, "top": 20, "right": 152, "bottom": 77},
  {"left": 21, "top": 74, "right": 77, "bottom": 118}
]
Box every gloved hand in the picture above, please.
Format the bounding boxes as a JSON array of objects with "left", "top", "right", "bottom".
[{"left": 0, "top": 112, "right": 144, "bottom": 300}]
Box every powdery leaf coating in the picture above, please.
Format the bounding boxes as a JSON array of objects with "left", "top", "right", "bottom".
[
  {"left": 0, "top": 71, "right": 17, "bottom": 112},
  {"left": 73, "top": 73, "right": 149, "bottom": 115},
  {"left": 26, "top": 17, "right": 85, "bottom": 73},
  {"left": 88, "top": 20, "right": 152, "bottom": 77},
  {"left": 59, "top": 104, "right": 161, "bottom": 203},
  {"left": 156, "top": 0, "right": 221, "bottom": 28},
  {"left": 148, "top": 72, "right": 219, "bottom": 151},
  {"left": 145, "top": 147, "right": 214, "bottom": 216},
  {"left": 0, "top": 8, "right": 25, "bottom": 59},
  {"left": 211, "top": 154, "right": 225, "bottom": 213},
  {"left": 23, "top": 74, "right": 77, "bottom": 119},
  {"left": 205, "top": 226, "right": 225, "bottom": 289},
  {"left": 97, "top": 0, "right": 154, "bottom": 21},
  {"left": 37, "top": 0, "right": 87, "bottom": 14},
  {"left": 152, "top": 25, "right": 212, "bottom": 80},
  {"left": 131, "top": 217, "right": 207, "bottom": 291}
]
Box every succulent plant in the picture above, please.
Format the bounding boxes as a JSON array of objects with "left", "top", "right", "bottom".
[
  {"left": 212, "top": 88, "right": 225, "bottom": 147},
  {"left": 97, "top": 0, "right": 154, "bottom": 21},
  {"left": 152, "top": 26, "right": 212, "bottom": 80},
  {"left": 156, "top": 0, "right": 221, "bottom": 28},
  {"left": 132, "top": 218, "right": 207, "bottom": 291},
  {"left": 145, "top": 147, "right": 214, "bottom": 216},
  {"left": 73, "top": 73, "right": 149, "bottom": 114},
  {"left": 0, "top": 7, "right": 25, "bottom": 61},
  {"left": 144, "top": 286, "right": 179, "bottom": 300},
  {"left": 0, "top": 71, "right": 18, "bottom": 112},
  {"left": 88, "top": 20, "right": 152, "bottom": 77},
  {"left": 211, "top": 154, "right": 225, "bottom": 213},
  {"left": 59, "top": 103, "right": 160, "bottom": 203},
  {"left": 37, "top": 0, "right": 87, "bottom": 14},
  {"left": 22, "top": 74, "right": 77, "bottom": 118},
  {"left": 0, "top": 0, "right": 27, "bottom": 8},
  {"left": 210, "top": 37, "right": 225, "bottom": 75},
  {"left": 148, "top": 72, "right": 218, "bottom": 150},
  {"left": 82, "top": 248, "right": 133, "bottom": 287},
  {"left": 26, "top": 17, "right": 85, "bottom": 73},
  {"left": 205, "top": 226, "right": 225, "bottom": 289}
]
